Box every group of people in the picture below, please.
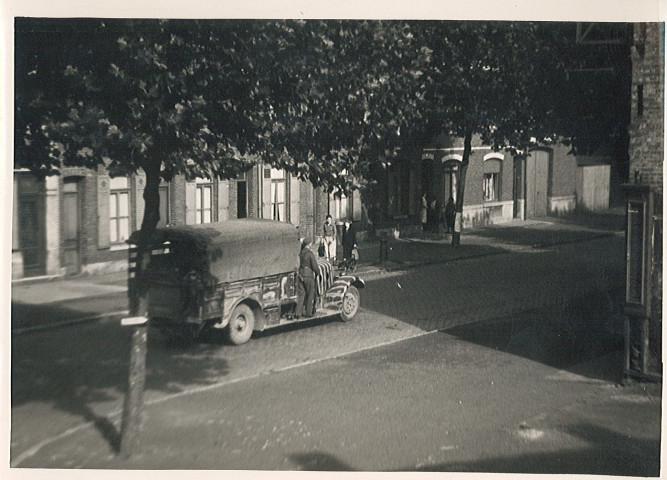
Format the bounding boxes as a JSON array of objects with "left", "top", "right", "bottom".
[
  {"left": 422, "top": 193, "right": 457, "bottom": 234},
  {"left": 320, "top": 214, "right": 358, "bottom": 267},
  {"left": 295, "top": 215, "right": 359, "bottom": 318}
]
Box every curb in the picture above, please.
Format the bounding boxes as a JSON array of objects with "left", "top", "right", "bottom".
[
  {"left": 11, "top": 230, "right": 620, "bottom": 334},
  {"left": 11, "top": 310, "right": 129, "bottom": 335}
]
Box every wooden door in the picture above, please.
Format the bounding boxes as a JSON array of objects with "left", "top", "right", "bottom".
[
  {"left": 17, "top": 175, "right": 46, "bottom": 276},
  {"left": 62, "top": 178, "right": 81, "bottom": 275},
  {"left": 526, "top": 150, "right": 549, "bottom": 218}
]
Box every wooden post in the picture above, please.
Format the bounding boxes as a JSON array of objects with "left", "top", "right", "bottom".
[
  {"left": 119, "top": 322, "right": 148, "bottom": 456},
  {"left": 119, "top": 247, "right": 151, "bottom": 456}
]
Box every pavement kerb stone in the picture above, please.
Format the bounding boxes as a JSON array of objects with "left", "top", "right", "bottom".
[{"left": 11, "top": 310, "right": 129, "bottom": 336}]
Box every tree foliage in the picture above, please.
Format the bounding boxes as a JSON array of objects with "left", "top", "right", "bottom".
[
  {"left": 15, "top": 19, "right": 629, "bottom": 235},
  {"left": 15, "top": 18, "right": 433, "bottom": 233}
]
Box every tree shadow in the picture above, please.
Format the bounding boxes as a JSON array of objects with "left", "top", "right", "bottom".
[
  {"left": 12, "top": 314, "right": 231, "bottom": 454},
  {"left": 11, "top": 292, "right": 127, "bottom": 331},
  {"left": 443, "top": 288, "right": 626, "bottom": 381},
  {"left": 289, "top": 451, "right": 354, "bottom": 471}
]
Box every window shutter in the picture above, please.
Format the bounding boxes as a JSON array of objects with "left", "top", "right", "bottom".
[
  {"left": 262, "top": 167, "right": 272, "bottom": 219},
  {"left": 218, "top": 180, "right": 229, "bottom": 221},
  {"left": 135, "top": 173, "right": 146, "bottom": 231},
  {"left": 290, "top": 175, "right": 300, "bottom": 225},
  {"left": 185, "top": 181, "right": 196, "bottom": 225},
  {"left": 97, "top": 174, "right": 110, "bottom": 248}
]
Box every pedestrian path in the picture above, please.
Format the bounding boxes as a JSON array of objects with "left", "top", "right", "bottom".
[{"left": 11, "top": 277, "right": 126, "bottom": 305}]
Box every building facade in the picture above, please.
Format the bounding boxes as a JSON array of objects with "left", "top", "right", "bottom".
[
  {"left": 12, "top": 162, "right": 362, "bottom": 280},
  {"left": 373, "top": 135, "right": 613, "bottom": 232}
]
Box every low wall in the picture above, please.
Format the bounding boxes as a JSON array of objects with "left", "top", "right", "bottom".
[
  {"left": 462, "top": 201, "right": 514, "bottom": 228},
  {"left": 549, "top": 195, "right": 577, "bottom": 216}
]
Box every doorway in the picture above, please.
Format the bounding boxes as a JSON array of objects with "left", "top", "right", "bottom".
[
  {"left": 525, "top": 150, "right": 549, "bottom": 218},
  {"left": 17, "top": 175, "right": 46, "bottom": 277},
  {"left": 237, "top": 178, "right": 247, "bottom": 219},
  {"left": 62, "top": 177, "right": 82, "bottom": 275}
]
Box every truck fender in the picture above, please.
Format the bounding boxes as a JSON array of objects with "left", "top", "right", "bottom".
[
  {"left": 323, "top": 275, "right": 365, "bottom": 310},
  {"left": 216, "top": 295, "right": 266, "bottom": 331}
]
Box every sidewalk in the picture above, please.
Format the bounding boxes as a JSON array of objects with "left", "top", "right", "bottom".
[{"left": 11, "top": 211, "right": 625, "bottom": 333}]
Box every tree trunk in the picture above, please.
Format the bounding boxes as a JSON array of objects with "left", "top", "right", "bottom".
[
  {"left": 120, "top": 158, "right": 161, "bottom": 457},
  {"left": 452, "top": 130, "right": 472, "bottom": 247}
]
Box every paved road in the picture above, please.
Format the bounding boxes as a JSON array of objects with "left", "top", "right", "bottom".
[{"left": 11, "top": 232, "right": 641, "bottom": 470}]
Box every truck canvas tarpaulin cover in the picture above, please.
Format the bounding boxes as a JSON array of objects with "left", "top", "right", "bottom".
[{"left": 130, "top": 219, "right": 300, "bottom": 285}]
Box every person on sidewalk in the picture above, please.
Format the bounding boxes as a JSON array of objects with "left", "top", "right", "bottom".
[
  {"left": 342, "top": 220, "right": 357, "bottom": 261},
  {"left": 296, "top": 237, "right": 319, "bottom": 318},
  {"left": 341, "top": 220, "right": 358, "bottom": 272},
  {"left": 322, "top": 214, "right": 337, "bottom": 263},
  {"left": 420, "top": 193, "right": 428, "bottom": 232},
  {"left": 444, "top": 196, "right": 456, "bottom": 234},
  {"left": 428, "top": 195, "right": 438, "bottom": 232}
]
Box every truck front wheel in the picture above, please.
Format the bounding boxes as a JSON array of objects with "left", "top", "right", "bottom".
[
  {"left": 226, "top": 304, "right": 255, "bottom": 345},
  {"left": 339, "top": 286, "right": 360, "bottom": 322}
]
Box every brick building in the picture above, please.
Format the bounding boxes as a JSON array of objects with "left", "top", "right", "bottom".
[
  {"left": 622, "top": 22, "right": 663, "bottom": 379},
  {"left": 12, "top": 163, "right": 362, "bottom": 280},
  {"left": 373, "top": 136, "right": 613, "bottom": 232}
]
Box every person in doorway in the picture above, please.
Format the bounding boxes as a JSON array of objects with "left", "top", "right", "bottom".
[
  {"left": 341, "top": 220, "right": 357, "bottom": 269},
  {"left": 444, "top": 196, "right": 456, "bottom": 234},
  {"left": 420, "top": 193, "right": 428, "bottom": 231},
  {"left": 296, "top": 237, "right": 319, "bottom": 318},
  {"left": 322, "top": 214, "right": 337, "bottom": 263},
  {"left": 428, "top": 195, "right": 438, "bottom": 232}
]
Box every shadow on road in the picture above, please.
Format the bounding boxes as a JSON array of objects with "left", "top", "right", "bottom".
[
  {"left": 443, "top": 288, "right": 626, "bottom": 381},
  {"left": 410, "top": 422, "right": 659, "bottom": 476},
  {"left": 12, "top": 319, "right": 231, "bottom": 453},
  {"left": 11, "top": 293, "right": 126, "bottom": 331},
  {"left": 290, "top": 451, "right": 354, "bottom": 471}
]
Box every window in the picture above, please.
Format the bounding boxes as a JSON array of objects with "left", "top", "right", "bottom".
[
  {"left": 237, "top": 171, "right": 247, "bottom": 219},
  {"left": 443, "top": 159, "right": 460, "bottom": 202},
  {"left": 109, "top": 176, "right": 130, "bottom": 243},
  {"left": 270, "top": 168, "right": 286, "bottom": 221},
  {"left": 157, "top": 183, "right": 170, "bottom": 228},
  {"left": 195, "top": 180, "right": 213, "bottom": 224},
  {"left": 483, "top": 173, "right": 500, "bottom": 201},
  {"left": 483, "top": 157, "right": 503, "bottom": 202},
  {"left": 330, "top": 193, "right": 349, "bottom": 222}
]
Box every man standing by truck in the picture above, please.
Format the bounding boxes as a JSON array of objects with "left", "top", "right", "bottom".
[{"left": 297, "top": 237, "right": 319, "bottom": 318}]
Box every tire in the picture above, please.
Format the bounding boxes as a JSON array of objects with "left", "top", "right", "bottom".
[
  {"left": 226, "top": 304, "right": 255, "bottom": 345},
  {"left": 339, "top": 286, "right": 360, "bottom": 322}
]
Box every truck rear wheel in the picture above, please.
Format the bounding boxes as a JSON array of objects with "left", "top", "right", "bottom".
[
  {"left": 339, "top": 286, "right": 360, "bottom": 322},
  {"left": 226, "top": 304, "right": 255, "bottom": 345}
]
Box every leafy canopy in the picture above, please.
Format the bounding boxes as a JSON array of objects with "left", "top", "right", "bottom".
[{"left": 15, "top": 18, "right": 431, "bottom": 193}]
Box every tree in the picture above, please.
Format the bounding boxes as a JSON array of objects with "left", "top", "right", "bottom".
[{"left": 411, "top": 21, "right": 565, "bottom": 244}]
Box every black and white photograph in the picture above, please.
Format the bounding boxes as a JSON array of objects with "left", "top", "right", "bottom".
[{"left": 3, "top": 1, "right": 663, "bottom": 477}]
